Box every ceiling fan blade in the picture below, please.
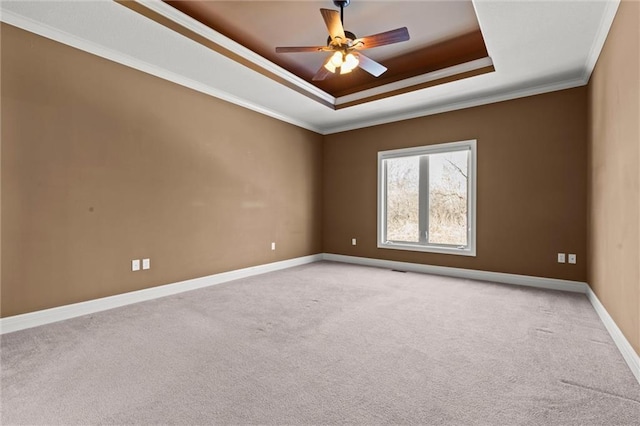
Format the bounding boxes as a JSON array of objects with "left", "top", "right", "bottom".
[
  {"left": 353, "top": 27, "right": 410, "bottom": 50},
  {"left": 320, "top": 8, "right": 346, "bottom": 44},
  {"left": 312, "top": 60, "right": 332, "bottom": 81},
  {"left": 276, "top": 46, "right": 329, "bottom": 53},
  {"left": 356, "top": 53, "right": 388, "bottom": 77}
]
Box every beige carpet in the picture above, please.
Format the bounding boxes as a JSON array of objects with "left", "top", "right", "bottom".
[{"left": 2, "top": 261, "right": 639, "bottom": 425}]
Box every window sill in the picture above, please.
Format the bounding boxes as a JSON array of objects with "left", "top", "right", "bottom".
[{"left": 378, "top": 242, "right": 476, "bottom": 257}]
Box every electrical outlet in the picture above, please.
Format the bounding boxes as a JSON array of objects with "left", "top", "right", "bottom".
[
  {"left": 352, "top": 238, "right": 357, "bottom": 246},
  {"left": 132, "top": 259, "right": 141, "bottom": 271},
  {"left": 557, "top": 253, "right": 566, "bottom": 263},
  {"left": 568, "top": 254, "right": 577, "bottom": 264},
  {"left": 142, "top": 258, "right": 150, "bottom": 270},
  {"left": 271, "top": 242, "right": 276, "bottom": 251}
]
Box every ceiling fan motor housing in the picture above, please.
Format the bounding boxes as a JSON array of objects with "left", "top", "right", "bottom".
[
  {"left": 275, "top": 0, "right": 410, "bottom": 81},
  {"left": 327, "top": 30, "right": 357, "bottom": 47},
  {"left": 333, "top": 0, "right": 351, "bottom": 8}
]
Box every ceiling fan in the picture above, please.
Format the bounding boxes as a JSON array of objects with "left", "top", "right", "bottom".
[{"left": 275, "top": 0, "right": 410, "bottom": 81}]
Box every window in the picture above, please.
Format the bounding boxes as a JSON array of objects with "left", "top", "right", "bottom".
[{"left": 377, "top": 140, "right": 476, "bottom": 256}]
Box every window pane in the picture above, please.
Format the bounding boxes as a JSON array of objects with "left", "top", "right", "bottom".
[
  {"left": 385, "top": 156, "right": 419, "bottom": 242},
  {"left": 428, "top": 150, "right": 468, "bottom": 246}
]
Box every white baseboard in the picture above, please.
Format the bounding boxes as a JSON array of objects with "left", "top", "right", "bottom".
[
  {"left": 586, "top": 288, "right": 640, "bottom": 384},
  {"left": 3, "top": 251, "right": 638, "bottom": 386},
  {"left": 322, "top": 253, "right": 589, "bottom": 293},
  {"left": 323, "top": 253, "right": 639, "bottom": 385},
  {"left": 0, "top": 254, "right": 323, "bottom": 335}
]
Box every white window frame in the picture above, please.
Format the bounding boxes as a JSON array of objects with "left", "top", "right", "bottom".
[{"left": 377, "top": 139, "right": 477, "bottom": 257}]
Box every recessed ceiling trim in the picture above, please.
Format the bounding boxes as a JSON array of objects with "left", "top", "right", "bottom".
[
  {"left": 125, "top": 0, "right": 495, "bottom": 111},
  {"left": 335, "top": 57, "right": 494, "bottom": 106},
  {"left": 581, "top": 0, "right": 620, "bottom": 82},
  {"left": 0, "top": 7, "right": 325, "bottom": 134},
  {"left": 335, "top": 66, "right": 495, "bottom": 110},
  {"left": 471, "top": 0, "right": 495, "bottom": 59},
  {"left": 1, "top": 0, "right": 619, "bottom": 135},
  {"left": 324, "top": 75, "right": 587, "bottom": 135},
  {"left": 120, "top": 0, "right": 336, "bottom": 107}
]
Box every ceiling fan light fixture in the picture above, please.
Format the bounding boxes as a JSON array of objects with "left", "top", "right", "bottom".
[
  {"left": 324, "top": 51, "right": 359, "bottom": 74},
  {"left": 342, "top": 52, "right": 359, "bottom": 72},
  {"left": 276, "top": 2, "right": 410, "bottom": 81},
  {"left": 324, "top": 61, "right": 337, "bottom": 73},
  {"left": 330, "top": 51, "right": 344, "bottom": 67}
]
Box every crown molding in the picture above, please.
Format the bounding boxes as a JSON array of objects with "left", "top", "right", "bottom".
[
  {"left": 134, "top": 0, "right": 335, "bottom": 107},
  {"left": 322, "top": 75, "right": 587, "bottom": 134},
  {"left": 0, "top": 7, "right": 325, "bottom": 134},
  {"left": 581, "top": 0, "right": 620, "bottom": 83},
  {"left": 1, "top": 0, "right": 619, "bottom": 136},
  {"left": 335, "top": 57, "right": 494, "bottom": 106},
  {"left": 121, "top": 1, "right": 495, "bottom": 112}
]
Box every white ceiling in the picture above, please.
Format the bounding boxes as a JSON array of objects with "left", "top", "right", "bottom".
[{"left": 1, "top": 0, "right": 619, "bottom": 135}]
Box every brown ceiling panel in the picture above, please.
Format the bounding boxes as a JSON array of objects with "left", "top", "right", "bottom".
[
  {"left": 146, "top": 1, "right": 494, "bottom": 106},
  {"left": 318, "top": 30, "right": 489, "bottom": 97}
]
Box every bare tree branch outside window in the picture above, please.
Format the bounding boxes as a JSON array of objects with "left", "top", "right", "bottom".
[{"left": 386, "top": 151, "right": 468, "bottom": 246}]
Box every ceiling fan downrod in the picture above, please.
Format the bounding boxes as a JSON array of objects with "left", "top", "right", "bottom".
[
  {"left": 333, "top": 0, "right": 350, "bottom": 25},
  {"left": 275, "top": 0, "right": 409, "bottom": 81}
]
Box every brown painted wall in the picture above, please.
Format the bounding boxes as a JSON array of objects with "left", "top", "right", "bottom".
[
  {"left": 4, "top": 6, "right": 635, "bottom": 348},
  {"left": 587, "top": 0, "right": 640, "bottom": 355},
  {"left": 1, "top": 24, "right": 323, "bottom": 317},
  {"left": 324, "top": 87, "right": 588, "bottom": 282}
]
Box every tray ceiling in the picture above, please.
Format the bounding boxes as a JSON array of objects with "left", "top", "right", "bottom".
[
  {"left": 0, "top": 1, "right": 620, "bottom": 134},
  {"left": 161, "top": 1, "right": 494, "bottom": 106}
]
